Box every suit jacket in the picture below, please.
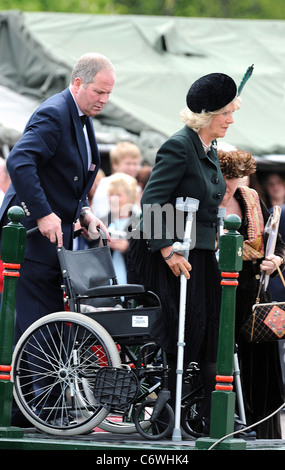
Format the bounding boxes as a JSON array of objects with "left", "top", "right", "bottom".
[
  {"left": 140, "top": 126, "right": 226, "bottom": 252},
  {"left": 0, "top": 88, "right": 100, "bottom": 266}
]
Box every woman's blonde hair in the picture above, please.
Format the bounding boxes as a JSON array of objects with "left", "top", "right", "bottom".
[
  {"left": 180, "top": 96, "right": 242, "bottom": 133},
  {"left": 108, "top": 172, "right": 138, "bottom": 204}
]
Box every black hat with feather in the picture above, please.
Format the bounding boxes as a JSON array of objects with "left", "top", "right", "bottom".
[
  {"left": 186, "top": 73, "right": 237, "bottom": 113},
  {"left": 186, "top": 65, "right": 254, "bottom": 114}
]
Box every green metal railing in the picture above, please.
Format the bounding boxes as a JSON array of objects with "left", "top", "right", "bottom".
[
  {"left": 0, "top": 206, "right": 26, "bottom": 438},
  {"left": 196, "top": 214, "right": 247, "bottom": 450}
]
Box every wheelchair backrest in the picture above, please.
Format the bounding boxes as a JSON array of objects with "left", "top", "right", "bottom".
[{"left": 58, "top": 245, "right": 117, "bottom": 296}]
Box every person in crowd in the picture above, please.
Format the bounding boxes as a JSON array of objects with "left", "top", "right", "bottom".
[
  {"left": 0, "top": 156, "right": 10, "bottom": 299},
  {"left": 0, "top": 156, "right": 11, "bottom": 206},
  {"left": 263, "top": 172, "right": 285, "bottom": 209},
  {"left": 127, "top": 72, "right": 241, "bottom": 434},
  {"left": 136, "top": 164, "right": 153, "bottom": 205},
  {"left": 218, "top": 145, "right": 285, "bottom": 438},
  {"left": 106, "top": 172, "right": 139, "bottom": 284},
  {"left": 261, "top": 172, "right": 285, "bottom": 301},
  {"left": 73, "top": 168, "right": 106, "bottom": 250},
  {"left": 92, "top": 141, "right": 142, "bottom": 218},
  {"left": 0, "top": 52, "right": 115, "bottom": 426},
  {"left": 88, "top": 168, "right": 105, "bottom": 206}
]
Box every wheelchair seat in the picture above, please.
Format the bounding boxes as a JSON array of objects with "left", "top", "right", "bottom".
[{"left": 57, "top": 244, "right": 162, "bottom": 344}]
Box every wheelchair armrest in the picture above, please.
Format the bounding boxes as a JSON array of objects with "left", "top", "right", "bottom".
[{"left": 86, "top": 284, "right": 145, "bottom": 298}]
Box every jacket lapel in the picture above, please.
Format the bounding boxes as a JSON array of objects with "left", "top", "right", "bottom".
[
  {"left": 63, "top": 89, "right": 89, "bottom": 180},
  {"left": 188, "top": 127, "right": 219, "bottom": 170},
  {"left": 63, "top": 89, "right": 100, "bottom": 192}
]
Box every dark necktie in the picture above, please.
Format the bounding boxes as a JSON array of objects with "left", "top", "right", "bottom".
[
  {"left": 80, "top": 115, "right": 88, "bottom": 127},
  {"left": 80, "top": 115, "right": 92, "bottom": 169}
]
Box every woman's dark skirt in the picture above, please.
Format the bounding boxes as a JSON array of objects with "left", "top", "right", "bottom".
[{"left": 127, "top": 237, "right": 222, "bottom": 364}]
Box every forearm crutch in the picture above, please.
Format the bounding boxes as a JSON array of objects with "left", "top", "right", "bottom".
[{"left": 172, "top": 197, "right": 199, "bottom": 442}]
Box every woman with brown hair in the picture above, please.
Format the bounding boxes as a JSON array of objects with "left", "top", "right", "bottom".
[{"left": 218, "top": 144, "right": 285, "bottom": 438}]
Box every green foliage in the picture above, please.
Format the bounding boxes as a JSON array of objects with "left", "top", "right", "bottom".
[
  {"left": 0, "top": 0, "right": 116, "bottom": 14},
  {"left": 1, "top": 0, "right": 285, "bottom": 18}
]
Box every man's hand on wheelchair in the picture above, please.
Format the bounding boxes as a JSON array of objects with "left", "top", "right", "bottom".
[
  {"left": 37, "top": 212, "right": 63, "bottom": 247},
  {"left": 80, "top": 210, "right": 111, "bottom": 242}
]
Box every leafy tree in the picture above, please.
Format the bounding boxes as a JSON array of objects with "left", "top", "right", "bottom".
[{"left": 1, "top": 0, "right": 284, "bottom": 18}]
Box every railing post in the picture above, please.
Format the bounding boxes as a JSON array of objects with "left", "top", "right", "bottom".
[
  {"left": 196, "top": 214, "right": 247, "bottom": 450},
  {"left": 0, "top": 206, "right": 26, "bottom": 437}
]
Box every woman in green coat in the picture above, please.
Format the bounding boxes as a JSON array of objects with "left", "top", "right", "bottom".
[{"left": 128, "top": 73, "right": 241, "bottom": 433}]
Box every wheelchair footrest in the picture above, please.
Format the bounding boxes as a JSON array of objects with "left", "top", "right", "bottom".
[{"left": 93, "top": 366, "right": 139, "bottom": 412}]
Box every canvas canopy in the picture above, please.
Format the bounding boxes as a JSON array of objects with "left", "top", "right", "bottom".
[{"left": 0, "top": 10, "right": 284, "bottom": 163}]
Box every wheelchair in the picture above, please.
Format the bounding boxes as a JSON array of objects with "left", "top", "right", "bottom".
[{"left": 11, "top": 238, "right": 175, "bottom": 439}]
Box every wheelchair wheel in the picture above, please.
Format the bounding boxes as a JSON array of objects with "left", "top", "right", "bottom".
[
  {"left": 12, "top": 311, "right": 121, "bottom": 436},
  {"left": 99, "top": 417, "right": 137, "bottom": 433},
  {"left": 181, "top": 396, "right": 205, "bottom": 438},
  {"left": 134, "top": 399, "right": 174, "bottom": 440}
]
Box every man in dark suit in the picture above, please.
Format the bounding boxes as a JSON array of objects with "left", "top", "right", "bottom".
[{"left": 0, "top": 52, "right": 115, "bottom": 343}]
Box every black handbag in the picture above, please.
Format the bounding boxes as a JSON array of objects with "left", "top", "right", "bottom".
[{"left": 241, "top": 261, "right": 285, "bottom": 343}]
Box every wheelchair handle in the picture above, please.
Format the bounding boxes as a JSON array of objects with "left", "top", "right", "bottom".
[
  {"left": 74, "top": 226, "right": 108, "bottom": 246},
  {"left": 26, "top": 226, "right": 39, "bottom": 238},
  {"left": 26, "top": 226, "right": 108, "bottom": 246}
]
